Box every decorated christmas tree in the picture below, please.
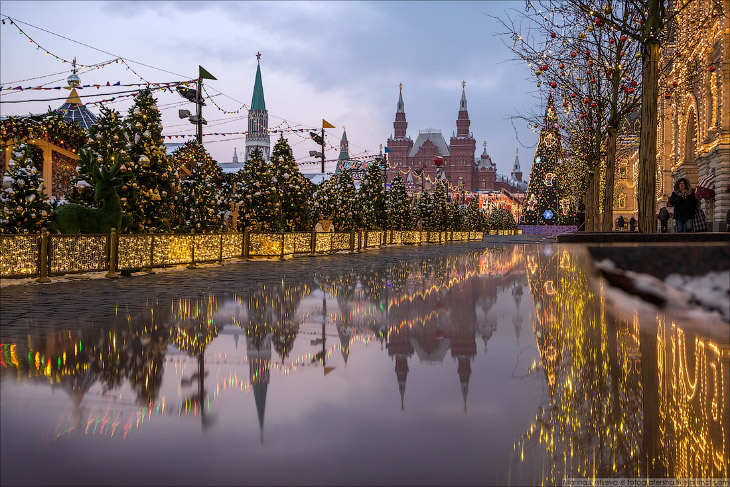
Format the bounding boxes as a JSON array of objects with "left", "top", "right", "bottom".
[
  {"left": 357, "top": 161, "right": 386, "bottom": 229},
  {"left": 221, "top": 170, "right": 246, "bottom": 232},
  {"left": 173, "top": 141, "right": 224, "bottom": 233},
  {"left": 241, "top": 148, "right": 280, "bottom": 230},
  {"left": 385, "top": 175, "right": 411, "bottom": 229},
  {"left": 416, "top": 191, "right": 432, "bottom": 229},
  {"left": 332, "top": 171, "right": 358, "bottom": 230},
  {"left": 126, "top": 89, "right": 179, "bottom": 232},
  {"left": 465, "top": 198, "right": 484, "bottom": 230},
  {"left": 428, "top": 185, "right": 449, "bottom": 230},
  {"left": 310, "top": 175, "right": 338, "bottom": 226},
  {"left": 69, "top": 107, "right": 135, "bottom": 209},
  {"left": 0, "top": 143, "right": 53, "bottom": 233},
  {"left": 486, "top": 207, "right": 517, "bottom": 231},
  {"left": 522, "top": 95, "right": 568, "bottom": 225},
  {"left": 270, "top": 135, "right": 310, "bottom": 230}
]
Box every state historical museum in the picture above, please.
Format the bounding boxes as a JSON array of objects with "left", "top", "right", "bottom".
[{"left": 386, "top": 83, "right": 527, "bottom": 196}]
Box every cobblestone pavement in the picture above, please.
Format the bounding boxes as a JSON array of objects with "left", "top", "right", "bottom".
[{"left": 0, "top": 235, "right": 553, "bottom": 335}]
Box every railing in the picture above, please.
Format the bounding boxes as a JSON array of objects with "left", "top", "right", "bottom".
[{"left": 0, "top": 228, "right": 484, "bottom": 281}]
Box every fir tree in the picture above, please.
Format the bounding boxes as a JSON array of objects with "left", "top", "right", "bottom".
[
  {"left": 126, "top": 89, "right": 179, "bottom": 232},
  {"left": 487, "top": 207, "right": 517, "bottom": 231},
  {"left": 221, "top": 170, "right": 246, "bottom": 232},
  {"left": 465, "top": 198, "right": 484, "bottom": 230},
  {"left": 173, "top": 141, "right": 224, "bottom": 233},
  {"left": 429, "top": 185, "right": 449, "bottom": 230},
  {"left": 332, "top": 171, "right": 358, "bottom": 230},
  {"left": 385, "top": 175, "right": 411, "bottom": 229},
  {"left": 0, "top": 143, "right": 53, "bottom": 233},
  {"left": 310, "top": 175, "right": 338, "bottom": 226},
  {"left": 69, "top": 107, "right": 135, "bottom": 210},
  {"left": 522, "top": 95, "right": 568, "bottom": 225},
  {"left": 416, "top": 192, "right": 432, "bottom": 229},
  {"left": 270, "top": 135, "right": 310, "bottom": 230},
  {"left": 241, "top": 148, "right": 280, "bottom": 230},
  {"left": 357, "top": 161, "right": 386, "bottom": 229}
]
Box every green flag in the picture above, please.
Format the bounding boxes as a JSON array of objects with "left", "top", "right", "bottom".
[{"left": 199, "top": 65, "right": 217, "bottom": 80}]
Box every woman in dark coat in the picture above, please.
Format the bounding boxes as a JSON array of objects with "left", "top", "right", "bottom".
[{"left": 668, "top": 177, "right": 697, "bottom": 233}]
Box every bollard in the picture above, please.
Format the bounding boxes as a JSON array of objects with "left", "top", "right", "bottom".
[
  {"left": 350, "top": 230, "right": 355, "bottom": 253},
  {"left": 187, "top": 233, "right": 197, "bottom": 269},
  {"left": 219, "top": 233, "right": 224, "bottom": 264},
  {"left": 37, "top": 228, "right": 51, "bottom": 283},
  {"left": 280, "top": 233, "right": 285, "bottom": 260},
  {"left": 243, "top": 228, "right": 250, "bottom": 260},
  {"left": 145, "top": 230, "right": 155, "bottom": 274},
  {"left": 310, "top": 231, "right": 316, "bottom": 255},
  {"left": 105, "top": 228, "right": 120, "bottom": 279},
  {"left": 364, "top": 229, "right": 368, "bottom": 250}
]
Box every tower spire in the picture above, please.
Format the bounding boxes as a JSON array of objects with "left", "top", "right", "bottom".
[
  {"left": 246, "top": 53, "right": 270, "bottom": 162},
  {"left": 456, "top": 82, "right": 470, "bottom": 137},
  {"left": 394, "top": 84, "right": 408, "bottom": 139},
  {"left": 511, "top": 147, "right": 523, "bottom": 182}
]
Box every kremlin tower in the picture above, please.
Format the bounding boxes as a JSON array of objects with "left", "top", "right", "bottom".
[{"left": 245, "top": 53, "right": 270, "bottom": 162}]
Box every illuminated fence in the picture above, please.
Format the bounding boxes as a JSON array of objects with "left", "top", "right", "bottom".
[
  {"left": 1, "top": 228, "right": 484, "bottom": 280},
  {"left": 50, "top": 234, "right": 108, "bottom": 275},
  {"left": 0, "top": 235, "right": 40, "bottom": 278}
]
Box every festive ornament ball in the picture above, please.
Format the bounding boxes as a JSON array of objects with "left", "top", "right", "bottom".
[{"left": 433, "top": 156, "right": 444, "bottom": 167}]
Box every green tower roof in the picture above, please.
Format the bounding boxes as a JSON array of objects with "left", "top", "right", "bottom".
[{"left": 251, "top": 63, "right": 266, "bottom": 111}]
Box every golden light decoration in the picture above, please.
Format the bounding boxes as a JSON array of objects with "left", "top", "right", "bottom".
[
  {"left": 50, "top": 234, "right": 108, "bottom": 274},
  {"left": 117, "top": 234, "right": 153, "bottom": 270},
  {"left": 0, "top": 234, "right": 39, "bottom": 277}
]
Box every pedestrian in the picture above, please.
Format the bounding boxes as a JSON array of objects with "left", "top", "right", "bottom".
[
  {"left": 668, "top": 177, "right": 697, "bottom": 233},
  {"left": 658, "top": 206, "right": 670, "bottom": 233},
  {"left": 629, "top": 216, "right": 637, "bottom": 232},
  {"left": 617, "top": 215, "right": 625, "bottom": 231},
  {"left": 576, "top": 203, "right": 586, "bottom": 231}
]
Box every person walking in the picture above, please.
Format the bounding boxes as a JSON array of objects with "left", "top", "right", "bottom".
[
  {"left": 658, "top": 206, "right": 670, "bottom": 233},
  {"left": 629, "top": 216, "right": 637, "bottom": 232},
  {"left": 668, "top": 177, "right": 697, "bottom": 233},
  {"left": 617, "top": 215, "right": 625, "bottom": 231},
  {"left": 576, "top": 203, "right": 586, "bottom": 231}
]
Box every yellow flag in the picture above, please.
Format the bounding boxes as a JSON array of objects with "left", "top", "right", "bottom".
[{"left": 322, "top": 119, "right": 335, "bottom": 128}]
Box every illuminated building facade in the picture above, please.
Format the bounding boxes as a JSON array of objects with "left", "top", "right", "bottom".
[{"left": 657, "top": 0, "right": 729, "bottom": 230}]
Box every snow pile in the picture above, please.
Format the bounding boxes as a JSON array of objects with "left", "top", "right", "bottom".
[
  {"left": 595, "top": 259, "right": 729, "bottom": 326},
  {"left": 665, "top": 271, "right": 729, "bottom": 322}
]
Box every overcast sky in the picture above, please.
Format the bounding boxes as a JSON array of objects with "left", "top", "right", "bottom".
[{"left": 1, "top": 1, "right": 541, "bottom": 176}]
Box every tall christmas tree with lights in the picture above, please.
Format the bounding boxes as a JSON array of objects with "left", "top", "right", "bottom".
[
  {"left": 358, "top": 161, "right": 386, "bottom": 229},
  {"left": 522, "top": 95, "right": 567, "bottom": 225},
  {"left": 173, "top": 141, "right": 224, "bottom": 233},
  {"left": 270, "top": 135, "right": 310, "bottom": 231},
  {"left": 333, "top": 171, "right": 358, "bottom": 230},
  {"left": 310, "top": 175, "right": 338, "bottom": 226},
  {"left": 241, "top": 148, "right": 280, "bottom": 230},
  {"left": 126, "top": 89, "right": 179, "bottom": 232},
  {"left": 385, "top": 175, "right": 411, "bottom": 229},
  {"left": 0, "top": 143, "right": 53, "bottom": 233},
  {"left": 465, "top": 198, "right": 483, "bottom": 230}
]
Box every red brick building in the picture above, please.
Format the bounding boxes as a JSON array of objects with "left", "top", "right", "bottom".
[{"left": 386, "top": 83, "right": 527, "bottom": 197}]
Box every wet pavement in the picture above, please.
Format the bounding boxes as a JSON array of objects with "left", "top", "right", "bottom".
[{"left": 1, "top": 236, "right": 727, "bottom": 486}]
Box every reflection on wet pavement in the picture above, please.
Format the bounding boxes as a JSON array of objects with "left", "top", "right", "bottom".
[{"left": 1, "top": 244, "right": 727, "bottom": 486}]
